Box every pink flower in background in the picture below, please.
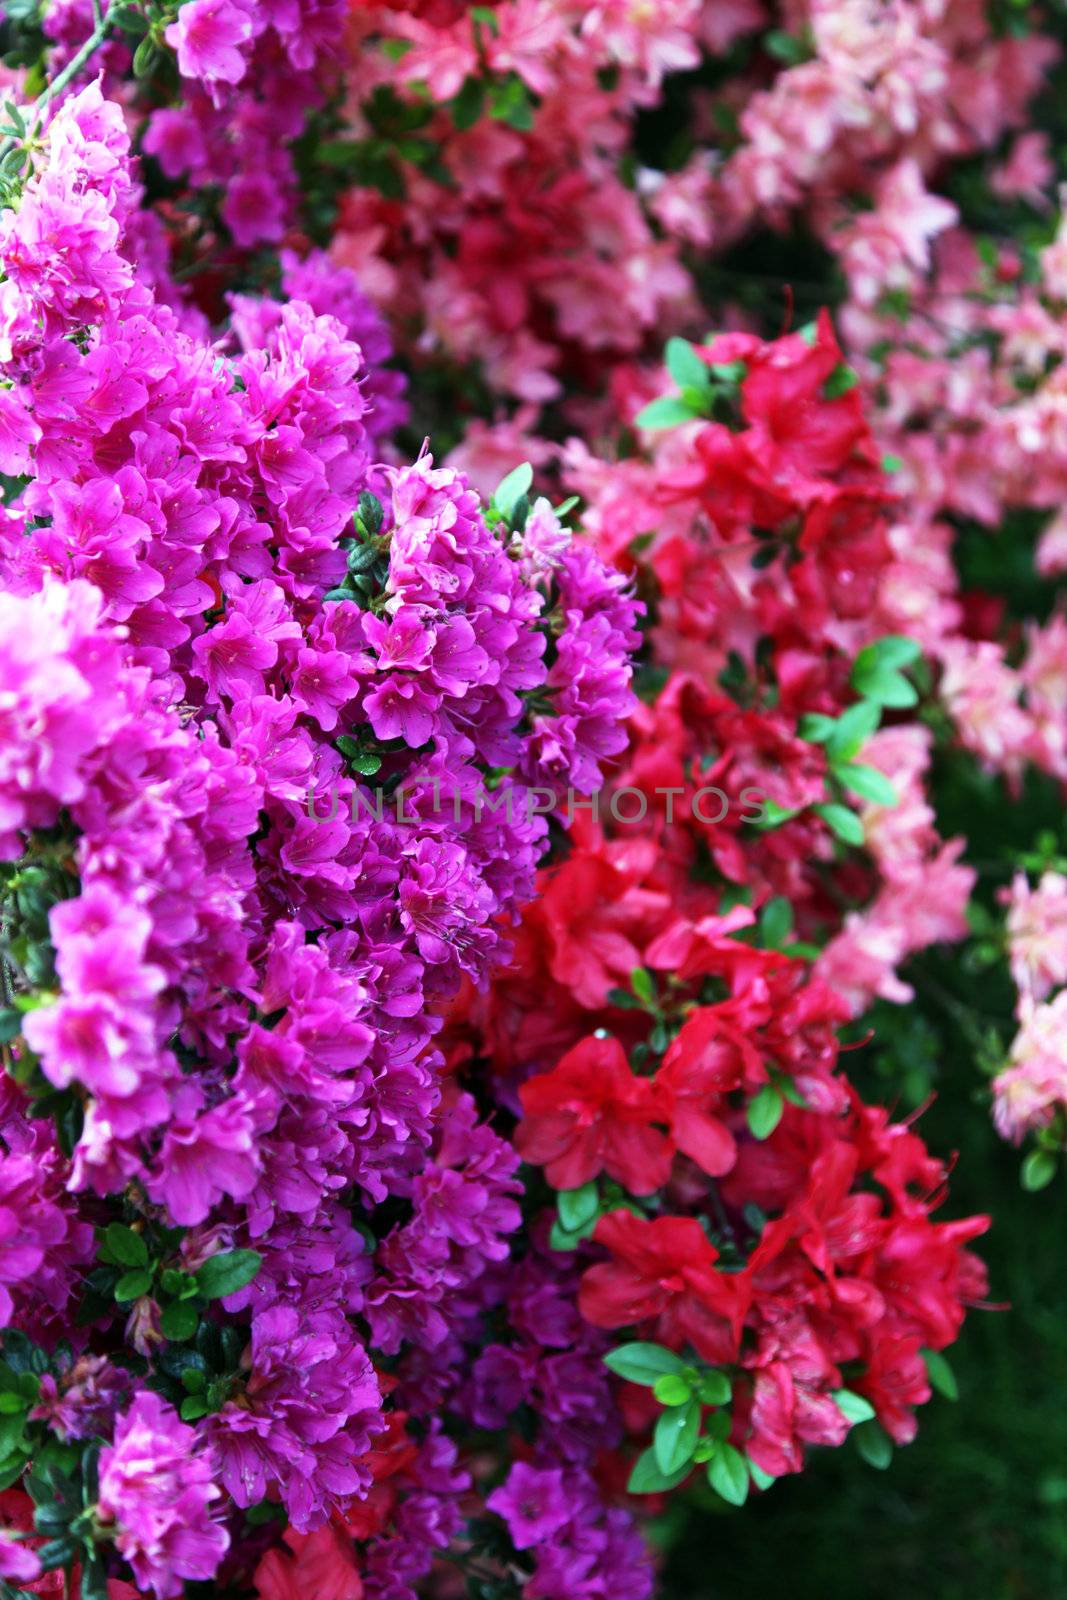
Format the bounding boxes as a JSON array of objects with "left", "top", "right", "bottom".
[
  {"left": 994, "top": 993, "right": 1067, "bottom": 1143},
  {"left": 1005, "top": 873, "right": 1067, "bottom": 1007},
  {"left": 165, "top": 0, "right": 254, "bottom": 86}
]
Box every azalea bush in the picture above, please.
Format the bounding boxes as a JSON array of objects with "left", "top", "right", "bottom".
[{"left": 0, "top": 3, "right": 1064, "bottom": 1599}]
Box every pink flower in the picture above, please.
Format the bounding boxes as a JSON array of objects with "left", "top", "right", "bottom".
[
  {"left": 0, "top": 1532, "right": 40, "bottom": 1583},
  {"left": 147, "top": 1087, "right": 264, "bottom": 1226},
  {"left": 97, "top": 1392, "right": 230, "bottom": 1598},
  {"left": 1005, "top": 872, "right": 1067, "bottom": 1006},
  {"left": 165, "top": 0, "right": 255, "bottom": 86},
  {"left": 994, "top": 993, "right": 1067, "bottom": 1143}
]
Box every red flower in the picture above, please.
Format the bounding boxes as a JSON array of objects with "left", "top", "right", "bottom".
[
  {"left": 654, "top": 1010, "right": 759, "bottom": 1177},
  {"left": 517, "top": 1034, "right": 672, "bottom": 1195},
  {"left": 739, "top": 310, "right": 870, "bottom": 482},
  {"left": 746, "top": 1359, "right": 850, "bottom": 1479},
  {"left": 580, "top": 1211, "right": 748, "bottom": 1364},
  {"left": 253, "top": 1526, "right": 362, "bottom": 1600},
  {"left": 853, "top": 1336, "right": 931, "bottom": 1446}
]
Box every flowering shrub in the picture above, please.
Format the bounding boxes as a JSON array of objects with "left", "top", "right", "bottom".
[{"left": 0, "top": 0, "right": 1063, "bottom": 1596}]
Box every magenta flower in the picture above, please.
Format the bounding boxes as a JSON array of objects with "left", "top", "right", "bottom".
[
  {"left": 487, "top": 1463, "right": 572, "bottom": 1549},
  {"left": 164, "top": 0, "right": 255, "bottom": 86},
  {"left": 0, "top": 1534, "right": 40, "bottom": 1584},
  {"left": 97, "top": 1392, "right": 229, "bottom": 1598},
  {"left": 209, "top": 1305, "right": 382, "bottom": 1530}
]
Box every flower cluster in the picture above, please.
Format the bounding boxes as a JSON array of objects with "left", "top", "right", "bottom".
[
  {"left": 0, "top": 71, "right": 637, "bottom": 1600},
  {"left": 446, "top": 317, "right": 990, "bottom": 1504},
  {"left": 3, "top": 0, "right": 1058, "bottom": 1589}
]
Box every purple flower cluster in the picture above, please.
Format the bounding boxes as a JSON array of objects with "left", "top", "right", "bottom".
[
  {"left": 521, "top": 539, "right": 645, "bottom": 794},
  {"left": 488, "top": 1464, "right": 654, "bottom": 1600},
  {"left": 0, "top": 1081, "right": 94, "bottom": 1334},
  {"left": 366, "top": 1088, "right": 523, "bottom": 1355},
  {"left": 360, "top": 1424, "right": 470, "bottom": 1600},
  {"left": 231, "top": 250, "right": 409, "bottom": 449},
  {"left": 0, "top": 77, "right": 640, "bottom": 1598},
  {"left": 208, "top": 1303, "right": 382, "bottom": 1529}
]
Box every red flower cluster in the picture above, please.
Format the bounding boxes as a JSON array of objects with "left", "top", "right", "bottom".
[
  {"left": 582, "top": 1091, "right": 988, "bottom": 1474},
  {"left": 449, "top": 318, "right": 988, "bottom": 1493}
]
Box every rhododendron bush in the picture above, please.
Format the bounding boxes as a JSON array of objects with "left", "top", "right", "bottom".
[{"left": 0, "top": 1, "right": 1063, "bottom": 1597}]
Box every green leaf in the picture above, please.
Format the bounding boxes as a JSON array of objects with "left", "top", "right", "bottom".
[
  {"left": 697, "top": 1370, "right": 732, "bottom": 1406},
  {"left": 606, "top": 987, "right": 644, "bottom": 1010},
  {"left": 132, "top": 35, "right": 160, "bottom": 77},
  {"left": 764, "top": 28, "right": 808, "bottom": 63},
  {"left": 833, "top": 1388, "right": 877, "bottom": 1424},
  {"left": 664, "top": 338, "right": 711, "bottom": 395},
  {"left": 450, "top": 76, "right": 485, "bottom": 131},
  {"left": 777, "top": 1075, "right": 808, "bottom": 1108},
  {"left": 350, "top": 749, "right": 383, "bottom": 777},
  {"left": 195, "top": 1250, "right": 262, "bottom": 1301},
  {"left": 104, "top": 1223, "right": 149, "bottom": 1269},
  {"left": 1, "top": 101, "right": 24, "bottom": 138},
  {"left": 851, "top": 659, "right": 919, "bottom": 708},
  {"left": 835, "top": 763, "right": 898, "bottom": 807},
  {"left": 922, "top": 1349, "right": 959, "bottom": 1402},
  {"left": 604, "top": 1343, "right": 687, "bottom": 1386},
  {"left": 747, "top": 1083, "right": 784, "bottom": 1140},
  {"left": 492, "top": 462, "right": 533, "bottom": 522},
  {"left": 634, "top": 396, "right": 699, "bottom": 431},
  {"left": 1022, "top": 1148, "right": 1057, "bottom": 1191},
  {"left": 487, "top": 74, "right": 533, "bottom": 130},
  {"left": 630, "top": 966, "right": 655, "bottom": 1006},
  {"left": 160, "top": 1300, "right": 199, "bottom": 1342},
  {"left": 750, "top": 799, "right": 800, "bottom": 831},
  {"left": 814, "top": 802, "right": 865, "bottom": 848},
  {"left": 703, "top": 1409, "right": 731, "bottom": 1443},
  {"left": 626, "top": 1445, "right": 692, "bottom": 1494},
  {"left": 707, "top": 1442, "right": 749, "bottom": 1506},
  {"left": 748, "top": 1459, "right": 776, "bottom": 1491},
  {"left": 355, "top": 489, "right": 383, "bottom": 536},
  {"left": 0, "top": 1452, "right": 28, "bottom": 1491},
  {"left": 653, "top": 1373, "right": 693, "bottom": 1406},
  {"left": 179, "top": 1395, "right": 211, "bottom": 1422},
  {"left": 823, "top": 363, "right": 859, "bottom": 399},
  {"left": 549, "top": 1219, "right": 585, "bottom": 1252},
  {"left": 759, "top": 896, "right": 793, "bottom": 949},
  {"left": 0, "top": 1393, "right": 26, "bottom": 1415},
  {"left": 653, "top": 1398, "right": 701, "bottom": 1475},
  {"left": 857, "top": 635, "right": 922, "bottom": 672},
  {"left": 797, "top": 713, "right": 837, "bottom": 743},
  {"left": 854, "top": 1419, "right": 893, "bottom": 1469},
  {"left": 111, "top": 5, "right": 147, "bottom": 35},
  {"left": 708, "top": 360, "right": 747, "bottom": 384},
  {"left": 823, "top": 701, "right": 881, "bottom": 762},
  {"left": 114, "top": 1269, "right": 152, "bottom": 1303},
  {"left": 882, "top": 452, "right": 904, "bottom": 474},
  {"left": 0, "top": 1412, "right": 25, "bottom": 1455},
  {"left": 557, "top": 1183, "right": 599, "bottom": 1234},
  {"left": 80, "top": 1554, "right": 110, "bottom": 1600}
]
